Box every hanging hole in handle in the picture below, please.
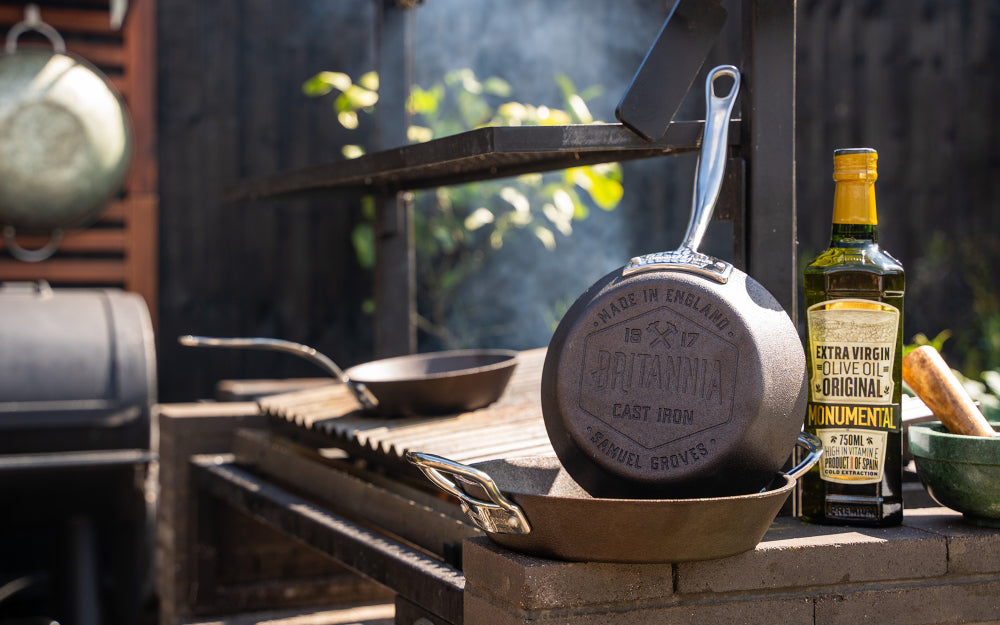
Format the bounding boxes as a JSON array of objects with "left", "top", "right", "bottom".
[
  {"left": 3, "top": 227, "right": 64, "bottom": 262},
  {"left": 709, "top": 65, "right": 741, "bottom": 102},
  {"left": 4, "top": 4, "right": 67, "bottom": 54}
]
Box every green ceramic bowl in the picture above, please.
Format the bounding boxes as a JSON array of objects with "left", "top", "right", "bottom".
[{"left": 908, "top": 420, "right": 1000, "bottom": 527}]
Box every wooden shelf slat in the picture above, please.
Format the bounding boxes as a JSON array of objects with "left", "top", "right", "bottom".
[
  {"left": 0, "top": 229, "right": 127, "bottom": 254},
  {"left": 0, "top": 258, "right": 126, "bottom": 283},
  {"left": 65, "top": 40, "right": 125, "bottom": 67},
  {"left": 0, "top": 6, "right": 120, "bottom": 36}
]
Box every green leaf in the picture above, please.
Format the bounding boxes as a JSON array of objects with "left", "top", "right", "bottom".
[
  {"left": 497, "top": 101, "right": 529, "bottom": 124},
  {"left": 302, "top": 71, "right": 352, "bottom": 97},
  {"left": 587, "top": 173, "right": 624, "bottom": 210},
  {"left": 567, "top": 94, "right": 593, "bottom": 124},
  {"left": 432, "top": 223, "right": 457, "bottom": 254},
  {"left": 464, "top": 207, "right": 495, "bottom": 231},
  {"left": 408, "top": 86, "right": 441, "bottom": 117},
  {"left": 500, "top": 186, "right": 530, "bottom": 216},
  {"left": 482, "top": 76, "right": 512, "bottom": 97},
  {"left": 533, "top": 225, "right": 556, "bottom": 250},
  {"left": 407, "top": 125, "right": 434, "bottom": 143},
  {"left": 302, "top": 74, "right": 334, "bottom": 97},
  {"left": 337, "top": 110, "right": 359, "bottom": 129},
  {"left": 342, "top": 144, "right": 365, "bottom": 159},
  {"left": 360, "top": 195, "right": 375, "bottom": 220},
  {"left": 344, "top": 84, "right": 379, "bottom": 109},
  {"left": 449, "top": 68, "right": 482, "bottom": 94},
  {"left": 351, "top": 222, "right": 375, "bottom": 269},
  {"left": 534, "top": 105, "right": 571, "bottom": 125},
  {"left": 580, "top": 86, "right": 604, "bottom": 102},
  {"left": 555, "top": 73, "right": 576, "bottom": 101},
  {"left": 982, "top": 370, "right": 1000, "bottom": 397},
  {"left": 516, "top": 172, "right": 543, "bottom": 187},
  {"left": 569, "top": 166, "right": 623, "bottom": 210},
  {"left": 358, "top": 71, "right": 379, "bottom": 91}
]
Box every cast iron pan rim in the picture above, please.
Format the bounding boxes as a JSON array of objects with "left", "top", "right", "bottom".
[
  {"left": 479, "top": 464, "right": 796, "bottom": 504},
  {"left": 347, "top": 348, "right": 519, "bottom": 382}
]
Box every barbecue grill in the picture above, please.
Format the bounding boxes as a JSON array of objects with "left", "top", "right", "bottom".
[
  {"left": 0, "top": 281, "right": 156, "bottom": 625},
  {"left": 170, "top": 348, "right": 1000, "bottom": 625},
  {"left": 164, "top": 1, "right": 807, "bottom": 623},
  {"left": 155, "top": 3, "right": 1000, "bottom": 623}
]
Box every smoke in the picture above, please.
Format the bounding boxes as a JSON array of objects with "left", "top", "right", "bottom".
[{"left": 411, "top": 0, "right": 690, "bottom": 350}]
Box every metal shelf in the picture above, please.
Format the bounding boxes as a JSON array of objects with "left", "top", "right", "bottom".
[{"left": 224, "top": 120, "right": 737, "bottom": 201}]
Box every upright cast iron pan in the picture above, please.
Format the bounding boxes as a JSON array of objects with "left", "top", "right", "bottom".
[
  {"left": 541, "top": 66, "right": 807, "bottom": 499},
  {"left": 180, "top": 335, "right": 517, "bottom": 417}
]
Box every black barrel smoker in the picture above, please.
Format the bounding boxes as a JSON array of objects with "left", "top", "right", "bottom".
[{"left": 0, "top": 281, "right": 156, "bottom": 625}]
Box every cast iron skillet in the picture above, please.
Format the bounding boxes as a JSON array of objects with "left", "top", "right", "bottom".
[
  {"left": 179, "top": 335, "right": 517, "bottom": 417},
  {"left": 540, "top": 66, "right": 807, "bottom": 499},
  {"left": 407, "top": 432, "right": 822, "bottom": 563}
]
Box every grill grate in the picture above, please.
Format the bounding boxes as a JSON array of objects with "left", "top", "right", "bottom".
[{"left": 259, "top": 348, "right": 553, "bottom": 470}]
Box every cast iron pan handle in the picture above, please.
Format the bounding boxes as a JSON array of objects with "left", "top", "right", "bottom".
[
  {"left": 178, "top": 335, "right": 379, "bottom": 411},
  {"left": 405, "top": 451, "right": 531, "bottom": 536}
]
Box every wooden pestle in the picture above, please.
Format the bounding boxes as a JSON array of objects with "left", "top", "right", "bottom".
[{"left": 902, "top": 345, "right": 997, "bottom": 437}]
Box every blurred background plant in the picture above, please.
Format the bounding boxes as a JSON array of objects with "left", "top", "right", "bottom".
[{"left": 303, "top": 68, "right": 622, "bottom": 348}]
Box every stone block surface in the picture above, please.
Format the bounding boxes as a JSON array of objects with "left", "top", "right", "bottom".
[
  {"left": 814, "top": 580, "right": 1000, "bottom": 625},
  {"left": 462, "top": 537, "right": 674, "bottom": 610},
  {"left": 464, "top": 589, "right": 815, "bottom": 625},
  {"left": 676, "top": 516, "right": 948, "bottom": 593},
  {"left": 903, "top": 508, "right": 1000, "bottom": 575}
]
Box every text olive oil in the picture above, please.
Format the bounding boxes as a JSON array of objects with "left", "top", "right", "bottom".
[{"left": 800, "top": 148, "right": 905, "bottom": 526}]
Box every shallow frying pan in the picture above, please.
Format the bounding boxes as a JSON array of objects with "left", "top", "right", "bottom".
[
  {"left": 180, "top": 335, "right": 517, "bottom": 417},
  {"left": 407, "top": 433, "right": 822, "bottom": 563},
  {"left": 541, "top": 66, "right": 807, "bottom": 499}
]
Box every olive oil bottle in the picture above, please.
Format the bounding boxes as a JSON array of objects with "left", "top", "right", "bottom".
[{"left": 800, "top": 148, "right": 905, "bottom": 526}]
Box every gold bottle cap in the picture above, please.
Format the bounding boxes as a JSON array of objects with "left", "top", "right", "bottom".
[{"left": 833, "top": 148, "right": 878, "bottom": 182}]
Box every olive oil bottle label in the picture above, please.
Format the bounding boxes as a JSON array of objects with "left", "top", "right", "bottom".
[
  {"left": 812, "top": 426, "right": 889, "bottom": 483},
  {"left": 806, "top": 299, "right": 900, "bottom": 484}
]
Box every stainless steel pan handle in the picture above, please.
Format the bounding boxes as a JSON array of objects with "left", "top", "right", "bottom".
[
  {"left": 624, "top": 64, "right": 740, "bottom": 283},
  {"left": 5, "top": 4, "right": 66, "bottom": 53},
  {"left": 178, "top": 335, "right": 378, "bottom": 411},
  {"left": 683, "top": 64, "right": 740, "bottom": 254},
  {"left": 405, "top": 451, "right": 531, "bottom": 535},
  {"left": 785, "top": 432, "right": 824, "bottom": 481}
]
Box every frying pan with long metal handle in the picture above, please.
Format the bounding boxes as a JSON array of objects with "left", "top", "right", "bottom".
[
  {"left": 179, "top": 335, "right": 517, "bottom": 417},
  {"left": 406, "top": 432, "right": 823, "bottom": 563},
  {"left": 540, "top": 65, "right": 808, "bottom": 499}
]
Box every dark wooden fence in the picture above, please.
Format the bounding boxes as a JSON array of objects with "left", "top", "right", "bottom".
[
  {"left": 796, "top": 0, "right": 1000, "bottom": 374},
  {"left": 156, "top": 0, "right": 1000, "bottom": 401}
]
